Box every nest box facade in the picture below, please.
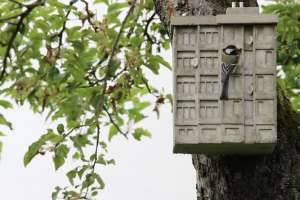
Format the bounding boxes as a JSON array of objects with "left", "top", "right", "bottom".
[{"left": 172, "top": 7, "right": 278, "bottom": 154}]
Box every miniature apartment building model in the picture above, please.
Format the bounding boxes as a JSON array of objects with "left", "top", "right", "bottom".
[{"left": 172, "top": 7, "right": 278, "bottom": 154}]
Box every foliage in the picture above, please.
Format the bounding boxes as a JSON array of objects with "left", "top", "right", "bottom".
[
  {"left": 0, "top": 0, "right": 297, "bottom": 198},
  {"left": 0, "top": 0, "right": 170, "bottom": 199},
  {"left": 263, "top": 0, "right": 300, "bottom": 109}
]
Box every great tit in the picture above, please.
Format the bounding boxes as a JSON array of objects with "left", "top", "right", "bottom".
[{"left": 220, "top": 45, "right": 241, "bottom": 100}]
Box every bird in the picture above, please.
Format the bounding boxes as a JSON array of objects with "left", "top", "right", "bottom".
[{"left": 220, "top": 45, "right": 241, "bottom": 100}]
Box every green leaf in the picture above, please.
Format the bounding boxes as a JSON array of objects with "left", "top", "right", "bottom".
[
  {"left": 57, "top": 124, "right": 64, "bottom": 134},
  {"left": 0, "top": 100, "right": 13, "bottom": 109},
  {"left": 94, "top": 0, "right": 109, "bottom": 4},
  {"left": 130, "top": 36, "right": 143, "bottom": 48},
  {"left": 53, "top": 144, "right": 69, "bottom": 170},
  {"left": 133, "top": 128, "right": 151, "bottom": 141},
  {"left": 0, "top": 131, "right": 5, "bottom": 137},
  {"left": 89, "top": 153, "right": 96, "bottom": 161},
  {"left": 128, "top": 108, "right": 146, "bottom": 123},
  {"left": 66, "top": 26, "right": 82, "bottom": 40},
  {"left": 162, "top": 40, "right": 170, "bottom": 49},
  {"left": 107, "top": 159, "right": 116, "bottom": 165},
  {"left": 78, "top": 165, "right": 89, "bottom": 179},
  {"left": 48, "top": 0, "right": 66, "bottom": 8},
  {"left": 23, "top": 140, "right": 44, "bottom": 166},
  {"left": 53, "top": 154, "right": 64, "bottom": 170},
  {"left": 35, "top": 19, "right": 50, "bottom": 32},
  {"left": 99, "top": 141, "right": 108, "bottom": 151},
  {"left": 66, "top": 169, "right": 77, "bottom": 185},
  {"left": 108, "top": 2, "right": 128, "bottom": 13},
  {"left": 93, "top": 173, "right": 105, "bottom": 189},
  {"left": 145, "top": 59, "right": 159, "bottom": 74},
  {"left": 151, "top": 55, "right": 171, "bottom": 69},
  {"left": 108, "top": 58, "right": 121, "bottom": 77},
  {"left": 145, "top": 0, "right": 154, "bottom": 9},
  {"left": 72, "top": 152, "right": 80, "bottom": 160},
  {"left": 0, "top": 114, "right": 12, "bottom": 130},
  {"left": 82, "top": 174, "right": 95, "bottom": 189},
  {"left": 71, "top": 134, "right": 90, "bottom": 148},
  {"left": 108, "top": 125, "right": 118, "bottom": 141},
  {"left": 51, "top": 186, "right": 61, "bottom": 200},
  {"left": 92, "top": 191, "right": 98, "bottom": 196},
  {"left": 96, "top": 154, "right": 106, "bottom": 165}
]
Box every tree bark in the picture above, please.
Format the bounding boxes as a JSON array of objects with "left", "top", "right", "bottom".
[{"left": 154, "top": 0, "right": 300, "bottom": 199}]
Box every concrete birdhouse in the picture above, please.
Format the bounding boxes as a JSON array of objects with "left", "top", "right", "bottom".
[{"left": 172, "top": 7, "right": 278, "bottom": 154}]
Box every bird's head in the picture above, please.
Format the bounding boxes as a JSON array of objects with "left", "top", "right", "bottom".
[{"left": 223, "top": 45, "right": 241, "bottom": 55}]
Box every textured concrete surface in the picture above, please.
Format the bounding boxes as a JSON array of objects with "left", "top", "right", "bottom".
[{"left": 173, "top": 7, "right": 277, "bottom": 154}]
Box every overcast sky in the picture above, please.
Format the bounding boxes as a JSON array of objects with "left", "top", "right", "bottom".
[{"left": 0, "top": 1, "right": 274, "bottom": 200}]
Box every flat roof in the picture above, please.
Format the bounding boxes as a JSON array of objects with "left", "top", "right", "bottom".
[{"left": 171, "top": 14, "right": 278, "bottom": 26}]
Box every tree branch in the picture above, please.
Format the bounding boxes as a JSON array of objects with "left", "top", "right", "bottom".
[
  {"left": 92, "top": 123, "right": 101, "bottom": 172},
  {"left": 0, "top": 0, "right": 44, "bottom": 82},
  {"left": 56, "top": 1, "right": 76, "bottom": 54},
  {"left": 108, "top": 66, "right": 127, "bottom": 81},
  {"left": 54, "top": 124, "right": 92, "bottom": 148},
  {"left": 81, "top": 0, "right": 97, "bottom": 32},
  {"left": 83, "top": 123, "right": 100, "bottom": 198},
  {"left": 144, "top": 12, "right": 156, "bottom": 44},
  {"left": 139, "top": 70, "right": 159, "bottom": 97},
  {"left": 103, "top": 106, "right": 128, "bottom": 139},
  {"left": 83, "top": 2, "right": 136, "bottom": 198},
  {"left": 106, "top": 5, "right": 135, "bottom": 74}
]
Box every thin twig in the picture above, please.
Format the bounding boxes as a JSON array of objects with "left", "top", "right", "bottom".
[
  {"left": 140, "top": 72, "right": 158, "bottom": 97},
  {"left": 144, "top": 12, "right": 156, "bottom": 44},
  {"left": 104, "top": 106, "right": 128, "bottom": 138},
  {"left": 62, "top": 124, "right": 90, "bottom": 138},
  {"left": 111, "top": 67, "right": 127, "bottom": 81},
  {"left": 106, "top": 6, "right": 135, "bottom": 75},
  {"left": 83, "top": 2, "right": 136, "bottom": 198},
  {"left": 96, "top": 66, "right": 127, "bottom": 83},
  {"left": 54, "top": 124, "right": 92, "bottom": 148},
  {"left": 81, "top": 0, "right": 97, "bottom": 32},
  {"left": 94, "top": 3, "right": 136, "bottom": 81},
  {"left": 1, "top": 15, "right": 26, "bottom": 81},
  {"left": 83, "top": 122, "right": 100, "bottom": 198},
  {"left": 56, "top": 1, "right": 76, "bottom": 54},
  {"left": 91, "top": 124, "right": 100, "bottom": 173}
]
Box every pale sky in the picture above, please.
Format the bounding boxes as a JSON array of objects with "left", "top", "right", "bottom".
[{"left": 0, "top": 1, "right": 273, "bottom": 200}]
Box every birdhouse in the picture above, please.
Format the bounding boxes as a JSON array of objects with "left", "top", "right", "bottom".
[{"left": 172, "top": 7, "right": 278, "bottom": 154}]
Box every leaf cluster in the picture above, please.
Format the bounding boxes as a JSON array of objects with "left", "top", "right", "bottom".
[
  {"left": 0, "top": 0, "right": 171, "bottom": 199},
  {"left": 264, "top": 0, "right": 300, "bottom": 109}
]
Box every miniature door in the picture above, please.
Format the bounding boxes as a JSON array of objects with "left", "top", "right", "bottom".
[{"left": 172, "top": 7, "right": 277, "bottom": 154}]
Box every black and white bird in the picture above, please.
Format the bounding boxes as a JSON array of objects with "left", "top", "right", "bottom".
[{"left": 220, "top": 45, "right": 241, "bottom": 100}]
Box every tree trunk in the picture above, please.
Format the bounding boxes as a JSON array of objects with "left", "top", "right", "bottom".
[{"left": 154, "top": 0, "right": 300, "bottom": 199}]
